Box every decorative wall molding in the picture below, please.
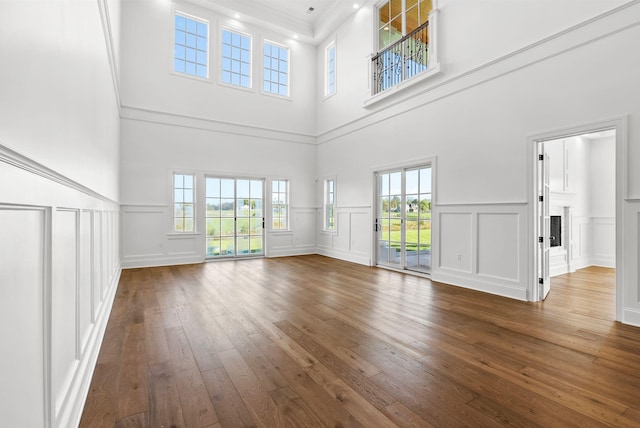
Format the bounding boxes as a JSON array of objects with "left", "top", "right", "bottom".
[
  {"left": 0, "top": 141, "right": 118, "bottom": 204},
  {"left": 121, "top": 105, "right": 317, "bottom": 146},
  {"left": 97, "top": 0, "right": 121, "bottom": 114}
]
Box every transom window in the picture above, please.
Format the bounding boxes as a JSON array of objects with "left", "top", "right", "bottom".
[
  {"left": 263, "top": 42, "right": 289, "bottom": 96},
  {"left": 174, "top": 13, "right": 208, "bottom": 78},
  {"left": 271, "top": 180, "right": 289, "bottom": 229},
  {"left": 173, "top": 173, "right": 195, "bottom": 232},
  {"left": 222, "top": 29, "right": 251, "bottom": 88}
]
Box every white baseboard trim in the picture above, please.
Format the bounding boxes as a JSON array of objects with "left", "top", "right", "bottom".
[
  {"left": 432, "top": 268, "right": 528, "bottom": 301},
  {"left": 61, "top": 265, "right": 121, "bottom": 428},
  {"left": 121, "top": 254, "right": 203, "bottom": 269},
  {"left": 316, "top": 247, "right": 371, "bottom": 266},
  {"left": 267, "top": 247, "right": 317, "bottom": 258},
  {"left": 622, "top": 307, "right": 640, "bottom": 328}
]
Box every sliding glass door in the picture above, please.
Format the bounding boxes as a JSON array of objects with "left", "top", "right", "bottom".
[
  {"left": 205, "top": 177, "right": 264, "bottom": 258},
  {"left": 376, "top": 166, "right": 432, "bottom": 273}
]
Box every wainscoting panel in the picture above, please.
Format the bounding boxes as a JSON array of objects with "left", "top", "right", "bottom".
[
  {"left": 592, "top": 217, "right": 615, "bottom": 267},
  {"left": 52, "top": 208, "right": 80, "bottom": 417},
  {"left": 317, "top": 207, "right": 371, "bottom": 265},
  {"left": 433, "top": 204, "right": 528, "bottom": 301},
  {"left": 0, "top": 151, "right": 121, "bottom": 428},
  {"left": 79, "top": 210, "right": 93, "bottom": 355},
  {"left": 0, "top": 206, "right": 47, "bottom": 428},
  {"left": 477, "top": 213, "right": 520, "bottom": 281},
  {"left": 438, "top": 212, "right": 473, "bottom": 273}
]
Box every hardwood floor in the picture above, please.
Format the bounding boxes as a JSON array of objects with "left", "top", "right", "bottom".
[{"left": 79, "top": 256, "right": 640, "bottom": 427}]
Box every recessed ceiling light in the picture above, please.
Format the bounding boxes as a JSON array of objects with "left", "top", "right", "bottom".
[
  {"left": 306, "top": 7, "right": 315, "bottom": 14},
  {"left": 293, "top": 34, "right": 299, "bottom": 39},
  {"left": 353, "top": 3, "right": 360, "bottom": 8},
  {"left": 234, "top": 13, "right": 240, "bottom": 19}
]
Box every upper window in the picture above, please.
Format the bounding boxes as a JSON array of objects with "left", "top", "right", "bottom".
[
  {"left": 263, "top": 42, "right": 289, "bottom": 97},
  {"left": 173, "top": 173, "right": 195, "bottom": 232},
  {"left": 325, "top": 42, "right": 336, "bottom": 97},
  {"left": 373, "top": 0, "right": 433, "bottom": 94},
  {"left": 222, "top": 29, "right": 252, "bottom": 88},
  {"left": 271, "top": 180, "right": 289, "bottom": 230},
  {"left": 174, "top": 13, "right": 208, "bottom": 78},
  {"left": 324, "top": 179, "right": 335, "bottom": 231}
]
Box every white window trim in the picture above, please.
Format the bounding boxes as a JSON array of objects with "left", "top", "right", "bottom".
[
  {"left": 171, "top": 10, "right": 211, "bottom": 82},
  {"left": 261, "top": 39, "right": 291, "bottom": 99},
  {"left": 323, "top": 40, "right": 337, "bottom": 99},
  {"left": 219, "top": 26, "right": 254, "bottom": 91}
]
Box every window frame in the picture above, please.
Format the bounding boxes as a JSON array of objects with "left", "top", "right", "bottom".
[
  {"left": 270, "top": 179, "right": 290, "bottom": 231},
  {"left": 172, "top": 172, "right": 196, "bottom": 233},
  {"left": 323, "top": 178, "right": 336, "bottom": 232},
  {"left": 220, "top": 27, "right": 253, "bottom": 90},
  {"left": 324, "top": 41, "right": 337, "bottom": 98},
  {"left": 172, "top": 10, "right": 210, "bottom": 81},
  {"left": 262, "top": 40, "right": 290, "bottom": 98}
]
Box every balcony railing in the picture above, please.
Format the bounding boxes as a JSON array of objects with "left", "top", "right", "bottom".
[{"left": 372, "top": 21, "right": 430, "bottom": 95}]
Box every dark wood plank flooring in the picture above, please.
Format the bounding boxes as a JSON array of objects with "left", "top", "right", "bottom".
[{"left": 79, "top": 256, "right": 640, "bottom": 427}]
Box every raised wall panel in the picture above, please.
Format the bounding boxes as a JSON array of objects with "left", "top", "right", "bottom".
[
  {"left": 52, "top": 208, "right": 79, "bottom": 416},
  {"left": 122, "top": 209, "right": 164, "bottom": 258},
  {"left": 350, "top": 212, "right": 370, "bottom": 257},
  {"left": 439, "top": 213, "right": 472, "bottom": 272},
  {"left": 0, "top": 206, "right": 46, "bottom": 428},
  {"left": 333, "top": 212, "right": 351, "bottom": 251},
  {"left": 270, "top": 233, "right": 294, "bottom": 250},
  {"left": 477, "top": 213, "right": 519, "bottom": 281},
  {"left": 293, "top": 209, "right": 316, "bottom": 248},
  {"left": 93, "top": 211, "right": 103, "bottom": 316},
  {"left": 592, "top": 217, "right": 616, "bottom": 267},
  {"left": 79, "top": 210, "right": 93, "bottom": 353}
]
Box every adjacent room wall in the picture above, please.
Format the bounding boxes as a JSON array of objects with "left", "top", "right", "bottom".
[
  {"left": 0, "top": 1, "right": 121, "bottom": 427},
  {"left": 314, "top": 0, "right": 640, "bottom": 323}
]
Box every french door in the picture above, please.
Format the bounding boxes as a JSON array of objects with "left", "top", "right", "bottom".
[
  {"left": 376, "top": 166, "right": 432, "bottom": 273},
  {"left": 205, "top": 177, "right": 264, "bottom": 258}
]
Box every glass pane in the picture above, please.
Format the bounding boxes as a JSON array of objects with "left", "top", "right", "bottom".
[
  {"left": 221, "top": 218, "right": 234, "bottom": 236},
  {"left": 174, "top": 218, "right": 184, "bottom": 231},
  {"left": 184, "top": 218, "right": 194, "bottom": 232},
  {"left": 250, "top": 180, "right": 262, "bottom": 198},
  {"left": 237, "top": 236, "right": 249, "bottom": 254},
  {"left": 221, "top": 237, "right": 234, "bottom": 255},
  {"left": 237, "top": 218, "right": 249, "bottom": 235},
  {"left": 379, "top": 1, "right": 390, "bottom": 24},
  {"left": 174, "top": 189, "right": 184, "bottom": 203},
  {"left": 251, "top": 218, "right": 263, "bottom": 234},
  {"left": 221, "top": 179, "right": 234, "bottom": 197},
  {"left": 250, "top": 236, "right": 263, "bottom": 254},
  {"left": 406, "top": 5, "right": 419, "bottom": 33},
  {"left": 206, "top": 178, "right": 219, "bottom": 197},
  {"left": 220, "top": 199, "right": 234, "bottom": 216},
  {"left": 206, "top": 238, "right": 220, "bottom": 257},
  {"left": 420, "top": 167, "right": 432, "bottom": 192},
  {"left": 237, "top": 180, "right": 250, "bottom": 198},
  {"left": 252, "top": 199, "right": 263, "bottom": 217},
  {"left": 390, "top": 172, "right": 401, "bottom": 195}
]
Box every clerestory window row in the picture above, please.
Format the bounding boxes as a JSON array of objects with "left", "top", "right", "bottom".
[{"left": 173, "top": 11, "right": 290, "bottom": 98}]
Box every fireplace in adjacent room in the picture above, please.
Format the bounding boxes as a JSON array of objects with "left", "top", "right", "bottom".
[{"left": 550, "top": 215, "right": 562, "bottom": 247}]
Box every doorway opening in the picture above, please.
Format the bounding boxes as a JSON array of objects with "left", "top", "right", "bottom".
[{"left": 533, "top": 126, "right": 619, "bottom": 315}]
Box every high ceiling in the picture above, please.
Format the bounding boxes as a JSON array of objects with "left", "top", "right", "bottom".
[{"left": 197, "top": 0, "right": 364, "bottom": 43}]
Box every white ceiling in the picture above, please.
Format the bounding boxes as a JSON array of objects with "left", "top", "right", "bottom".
[{"left": 196, "top": 0, "right": 364, "bottom": 43}]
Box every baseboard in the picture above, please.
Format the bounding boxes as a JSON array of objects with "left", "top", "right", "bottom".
[
  {"left": 121, "top": 254, "right": 203, "bottom": 269},
  {"left": 316, "top": 247, "right": 371, "bottom": 266},
  {"left": 622, "top": 307, "right": 640, "bottom": 328},
  {"left": 432, "top": 268, "right": 528, "bottom": 301}
]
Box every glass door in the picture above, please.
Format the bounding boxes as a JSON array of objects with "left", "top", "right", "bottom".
[
  {"left": 376, "top": 165, "right": 432, "bottom": 273},
  {"left": 205, "top": 177, "right": 264, "bottom": 258}
]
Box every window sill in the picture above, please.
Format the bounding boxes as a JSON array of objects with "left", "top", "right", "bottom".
[
  {"left": 167, "top": 232, "right": 201, "bottom": 239},
  {"left": 364, "top": 62, "right": 441, "bottom": 108},
  {"left": 320, "top": 229, "right": 337, "bottom": 235}
]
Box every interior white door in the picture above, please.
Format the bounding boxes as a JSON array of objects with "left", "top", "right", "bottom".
[{"left": 538, "top": 144, "right": 551, "bottom": 299}]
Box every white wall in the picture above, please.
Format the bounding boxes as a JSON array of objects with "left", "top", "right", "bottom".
[
  {"left": 0, "top": 1, "right": 121, "bottom": 427},
  {"left": 120, "top": 118, "right": 317, "bottom": 267},
  {"left": 119, "top": 0, "right": 317, "bottom": 136},
  {"left": 314, "top": 0, "right": 640, "bottom": 321}
]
